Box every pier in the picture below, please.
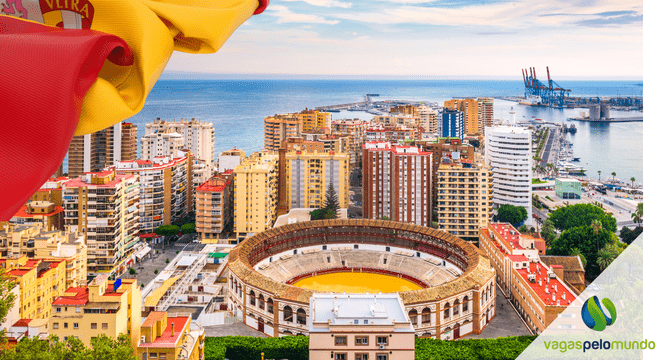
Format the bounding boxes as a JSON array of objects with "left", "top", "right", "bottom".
[{"left": 567, "top": 116, "right": 642, "bottom": 123}]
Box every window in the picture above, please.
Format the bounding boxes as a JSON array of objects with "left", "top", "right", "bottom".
[
  {"left": 64, "top": 323, "right": 68, "bottom": 328},
  {"left": 56, "top": 307, "right": 61, "bottom": 313},
  {"left": 408, "top": 309, "right": 418, "bottom": 325},
  {"left": 73, "top": 323, "right": 79, "bottom": 329},
  {"left": 336, "top": 354, "right": 347, "bottom": 360},
  {"left": 355, "top": 336, "right": 368, "bottom": 345},
  {"left": 355, "top": 354, "right": 368, "bottom": 360},
  {"left": 297, "top": 308, "right": 307, "bottom": 325},
  {"left": 149, "top": 353, "right": 157, "bottom": 359},
  {"left": 364, "top": 320, "right": 368, "bottom": 324},
  {"left": 159, "top": 354, "right": 167, "bottom": 360},
  {"left": 422, "top": 308, "right": 431, "bottom": 324},
  {"left": 335, "top": 336, "right": 347, "bottom": 345},
  {"left": 377, "top": 355, "right": 388, "bottom": 360},
  {"left": 354, "top": 320, "right": 359, "bottom": 325},
  {"left": 53, "top": 323, "right": 59, "bottom": 329},
  {"left": 283, "top": 306, "right": 293, "bottom": 322},
  {"left": 267, "top": 298, "right": 274, "bottom": 314},
  {"left": 376, "top": 336, "right": 388, "bottom": 345},
  {"left": 75, "top": 307, "right": 81, "bottom": 313},
  {"left": 91, "top": 323, "right": 97, "bottom": 329},
  {"left": 102, "top": 323, "right": 108, "bottom": 330}
]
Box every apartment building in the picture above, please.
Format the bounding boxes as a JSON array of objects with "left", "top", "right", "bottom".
[
  {"left": 115, "top": 152, "right": 193, "bottom": 232},
  {"left": 479, "top": 223, "right": 578, "bottom": 334},
  {"left": 365, "top": 124, "right": 417, "bottom": 143},
  {"left": 264, "top": 113, "right": 303, "bottom": 151},
  {"left": 332, "top": 119, "right": 370, "bottom": 167},
  {"left": 437, "top": 159, "right": 493, "bottom": 241},
  {"left": 233, "top": 152, "right": 279, "bottom": 242},
  {"left": 477, "top": 98, "right": 494, "bottom": 135},
  {"left": 63, "top": 170, "right": 139, "bottom": 276},
  {"left": 285, "top": 150, "right": 349, "bottom": 209},
  {"left": 140, "top": 129, "right": 185, "bottom": 161},
  {"left": 298, "top": 108, "right": 332, "bottom": 133},
  {"left": 309, "top": 294, "right": 415, "bottom": 360},
  {"left": 284, "top": 137, "right": 325, "bottom": 153},
  {"left": 418, "top": 105, "right": 439, "bottom": 133},
  {"left": 196, "top": 171, "right": 234, "bottom": 242},
  {"left": 390, "top": 104, "right": 418, "bottom": 116},
  {"left": 444, "top": 99, "right": 479, "bottom": 136},
  {"left": 144, "top": 118, "right": 215, "bottom": 164},
  {"left": 441, "top": 110, "right": 465, "bottom": 140},
  {"left": 484, "top": 126, "right": 533, "bottom": 225},
  {"left": 299, "top": 132, "right": 350, "bottom": 155},
  {"left": 48, "top": 275, "right": 141, "bottom": 349},
  {"left": 2, "top": 258, "right": 67, "bottom": 320},
  {"left": 0, "top": 224, "right": 87, "bottom": 288},
  {"left": 373, "top": 114, "right": 420, "bottom": 128},
  {"left": 218, "top": 147, "right": 246, "bottom": 172},
  {"left": 362, "top": 142, "right": 432, "bottom": 227},
  {"left": 4, "top": 202, "right": 64, "bottom": 231},
  {"left": 137, "top": 312, "right": 205, "bottom": 360},
  {"left": 67, "top": 122, "right": 137, "bottom": 177}
]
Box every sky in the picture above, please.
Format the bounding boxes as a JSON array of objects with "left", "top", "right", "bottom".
[{"left": 164, "top": 0, "right": 643, "bottom": 79}]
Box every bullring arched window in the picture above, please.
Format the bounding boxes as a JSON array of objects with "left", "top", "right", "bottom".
[
  {"left": 249, "top": 291, "right": 256, "bottom": 306},
  {"left": 258, "top": 294, "right": 265, "bottom": 310},
  {"left": 297, "top": 308, "right": 307, "bottom": 325},
  {"left": 283, "top": 306, "right": 293, "bottom": 322},
  {"left": 463, "top": 296, "right": 469, "bottom": 312},
  {"left": 408, "top": 309, "right": 418, "bottom": 325},
  {"left": 267, "top": 298, "right": 274, "bottom": 314},
  {"left": 422, "top": 308, "right": 431, "bottom": 324}
]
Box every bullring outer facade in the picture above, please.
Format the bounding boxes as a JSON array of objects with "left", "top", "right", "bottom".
[{"left": 227, "top": 219, "right": 497, "bottom": 339}]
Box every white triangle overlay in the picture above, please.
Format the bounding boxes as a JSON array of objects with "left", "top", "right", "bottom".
[{"left": 515, "top": 233, "right": 644, "bottom": 359}]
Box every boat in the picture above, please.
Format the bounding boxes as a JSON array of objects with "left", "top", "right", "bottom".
[{"left": 519, "top": 95, "right": 543, "bottom": 106}]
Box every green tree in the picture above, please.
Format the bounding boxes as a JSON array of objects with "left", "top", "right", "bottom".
[
  {"left": 0, "top": 334, "right": 138, "bottom": 360},
  {"left": 181, "top": 223, "right": 196, "bottom": 234},
  {"left": 0, "top": 268, "right": 17, "bottom": 339},
  {"left": 620, "top": 226, "right": 643, "bottom": 245},
  {"left": 611, "top": 171, "right": 616, "bottom": 183},
  {"left": 570, "top": 247, "right": 587, "bottom": 268},
  {"left": 596, "top": 243, "right": 623, "bottom": 272},
  {"left": 548, "top": 203, "right": 616, "bottom": 233},
  {"left": 323, "top": 182, "right": 340, "bottom": 216},
  {"left": 591, "top": 219, "right": 602, "bottom": 251},
  {"left": 630, "top": 177, "right": 636, "bottom": 188},
  {"left": 155, "top": 224, "right": 180, "bottom": 237},
  {"left": 540, "top": 219, "right": 557, "bottom": 245},
  {"left": 381, "top": 216, "right": 390, "bottom": 221},
  {"left": 310, "top": 208, "right": 336, "bottom": 221},
  {"left": 550, "top": 225, "right": 614, "bottom": 280},
  {"left": 632, "top": 202, "right": 643, "bottom": 226},
  {"left": 518, "top": 224, "right": 528, "bottom": 233},
  {"left": 129, "top": 268, "right": 136, "bottom": 275},
  {"left": 496, "top": 204, "right": 527, "bottom": 225}
]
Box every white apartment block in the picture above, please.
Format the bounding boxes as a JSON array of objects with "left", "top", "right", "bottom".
[
  {"left": 484, "top": 126, "right": 533, "bottom": 225},
  {"left": 140, "top": 130, "right": 185, "bottom": 161},
  {"left": 144, "top": 118, "right": 215, "bottom": 163}
]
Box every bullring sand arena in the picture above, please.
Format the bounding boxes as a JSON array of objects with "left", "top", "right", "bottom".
[{"left": 227, "top": 219, "right": 496, "bottom": 339}]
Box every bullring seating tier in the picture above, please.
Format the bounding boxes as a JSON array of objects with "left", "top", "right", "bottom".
[{"left": 256, "top": 248, "right": 459, "bottom": 288}]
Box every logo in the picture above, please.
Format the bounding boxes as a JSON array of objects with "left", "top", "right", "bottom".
[
  {"left": 581, "top": 296, "right": 617, "bottom": 331},
  {"left": 1, "top": 0, "right": 95, "bottom": 29}
]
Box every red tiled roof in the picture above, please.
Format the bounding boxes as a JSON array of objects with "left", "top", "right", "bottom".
[
  {"left": 65, "top": 173, "right": 134, "bottom": 189},
  {"left": 12, "top": 205, "right": 64, "bottom": 218},
  {"left": 507, "top": 254, "right": 528, "bottom": 262},
  {"left": 139, "top": 317, "right": 189, "bottom": 348},
  {"left": 8, "top": 269, "right": 31, "bottom": 276},
  {"left": 12, "top": 319, "right": 32, "bottom": 327},
  {"left": 516, "top": 262, "right": 576, "bottom": 306},
  {"left": 52, "top": 287, "right": 89, "bottom": 306},
  {"left": 140, "top": 233, "right": 158, "bottom": 238},
  {"left": 550, "top": 264, "right": 564, "bottom": 269}
]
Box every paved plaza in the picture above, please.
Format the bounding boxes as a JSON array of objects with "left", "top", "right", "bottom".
[
  {"left": 463, "top": 286, "right": 531, "bottom": 339},
  {"left": 204, "top": 323, "right": 268, "bottom": 338},
  {"left": 119, "top": 234, "right": 192, "bottom": 288}
]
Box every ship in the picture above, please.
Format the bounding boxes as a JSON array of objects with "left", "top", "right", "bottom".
[{"left": 519, "top": 95, "right": 543, "bottom": 106}]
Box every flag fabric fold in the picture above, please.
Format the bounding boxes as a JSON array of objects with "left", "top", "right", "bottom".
[{"left": 0, "top": 0, "right": 268, "bottom": 220}]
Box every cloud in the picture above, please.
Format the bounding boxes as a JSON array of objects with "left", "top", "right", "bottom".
[
  {"left": 267, "top": 5, "right": 340, "bottom": 24},
  {"left": 280, "top": 0, "right": 352, "bottom": 8}
]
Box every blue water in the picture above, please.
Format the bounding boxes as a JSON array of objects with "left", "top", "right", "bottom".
[{"left": 119, "top": 79, "right": 643, "bottom": 184}]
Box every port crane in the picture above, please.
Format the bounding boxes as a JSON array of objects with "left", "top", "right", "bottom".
[{"left": 522, "top": 66, "right": 571, "bottom": 108}]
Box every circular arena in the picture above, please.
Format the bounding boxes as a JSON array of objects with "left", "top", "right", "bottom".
[{"left": 227, "top": 219, "right": 496, "bottom": 340}]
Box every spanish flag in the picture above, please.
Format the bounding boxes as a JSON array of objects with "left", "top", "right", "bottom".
[{"left": 0, "top": 0, "right": 268, "bottom": 220}]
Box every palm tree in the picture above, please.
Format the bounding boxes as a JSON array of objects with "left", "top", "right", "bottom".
[
  {"left": 631, "top": 202, "right": 643, "bottom": 226},
  {"left": 592, "top": 219, "right": 603, "bottom": 251},
  {"left": 630, "top": 177, "right": 636, "bottom": 189},
  {"left": 611, "top": 171, "right": 616, "bottom": 184},
  {"left": 597, "top": 170, "right": 601, "bottom": 182},
  {"left": 596, "top": 247, "right": 615, "bottom": 271}
]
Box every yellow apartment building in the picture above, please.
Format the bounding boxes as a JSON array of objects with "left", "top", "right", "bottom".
[
  {"left": 1, "top": 224, "right": 87, "bottom": 288},
  {"left": 477, "top": 98, "right": 494, "bottom": 135},
  {"left": 48, "top": 275, "right": 141, "bottom": 349},
  {"left": 2, "top": 258, "right": 67, "bottom": 320},
  {"left": 437, "top": 160, "right": 493, "bottom": 241},
  {"left": 137, "top": 312, "right": 205, "bottom": 360},
  {"left": 285, "top": 150, "right": 349, "bottom": 209},
  {"left": 264, "top": 114, "right": 303, "bottom": 151},
  {"left": 297, "top": 108, "right": 331, "bottom": 133},
  {"left": 233, "top": 152, "right": 279, "bottom": 243},
  {"left": 445, "top": 99, "right": 479, "bottom": 136},
  {"left": 331, "top": 119, "right": 370, "bottom": 167}
]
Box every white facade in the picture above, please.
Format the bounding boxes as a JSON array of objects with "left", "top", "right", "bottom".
[
  {"left": 217, "top": 155, "right": 242, "bottom": 173},
  {"left": 145, "top": 118, "right": 215, "bottom": 163},
  {"left": 140, "top": 131, "right": 184, "bottom": 161},
  {"left": 418, "top": 105, "right": 438, "bottom": 133},
  {"left": 484, "top": 126, "right": 533, "bottom": 225}
]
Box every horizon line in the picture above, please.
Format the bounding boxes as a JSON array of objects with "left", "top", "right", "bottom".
[{"left": 160, "top": 72, "right": 643, "bottom": 82}]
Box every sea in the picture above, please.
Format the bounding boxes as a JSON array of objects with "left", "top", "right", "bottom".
[{"left": 111, "top": 79, "right": 643, "bottom": 185}]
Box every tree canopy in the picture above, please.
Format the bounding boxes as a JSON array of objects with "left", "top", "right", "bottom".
[
  {"left": 549, "top": 225, "right": 615, "bottom": 281},
  {"left": 540, "top": 219, "right": 557, "bottom": 245},
  {"left": 181, "top": 223, "right": 196, "bottom": 234},
  {"left": 310, "top": 208, "right": 336, "bottom": 221},
  {"left": 323, "top": 182, "right": 340, "bottom": 215},
  {"left": 0, "top": 268, "right": 16, "bottom": 339},
  {"left": 495, "top": 204, "right": 527, "bottom": 225},
  {"left": 619, "top": 226, "right": 643, "bottom": 245},
  {"left": 0, "top": 334, "right": 137, "bottom": 360},
  {"left": 548, "top": 203, "right": 617, "bottom": 233},
  {"left": 154, "top": 224, "right": 180, "bottom": 237}
]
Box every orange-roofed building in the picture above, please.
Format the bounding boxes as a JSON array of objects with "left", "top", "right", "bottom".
[
  {"left": 138, "top": 312, "right": 205, "bottom": 360},
  {"left": 3, "top": 257, "right": 67, "bottom": 320},
  {"left": 196, "top": 171, "right": 234, "bottom": 243},
  {"left": 479, "top": 223, "right": 579, "bottom": 334},
  {"left": 48, "top": 275, "right": 141, "bottom": 350}
]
